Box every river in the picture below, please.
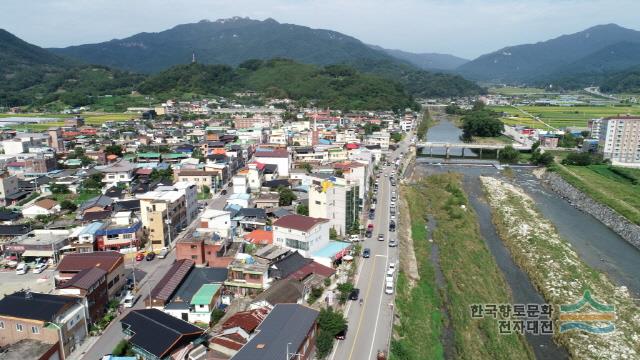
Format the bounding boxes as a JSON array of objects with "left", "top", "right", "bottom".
[{"left": 417, "top": 116, "right": 640, "bottom": 359}]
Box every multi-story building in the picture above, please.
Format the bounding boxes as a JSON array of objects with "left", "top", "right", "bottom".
[
  {"left": 94, "top": 211, "right": 143, "bottom": 251},
  {"left": 588, "top": 118, "right": 603, "bottom": 139},
  {"left": 176, "top": 231, "right": 235, "bottom": 267},
  {"left": 366, "top": 130, "right": 391, "bottom": 150},
  {"left": 273, "top": 215, "right": 330, "bottom": 257},
  {"left": 0, "top": 172, "right": 20, "bottom": 206},
  {"left": 308, "top": 175, "right": 359, "bottom": 236},
  {"left": 224, "top": 253, "right": 270, "bottom": 296},
  {"left": 55, "top": 251, "right": 126, "bottom": 300},
  {"left": 254, "top": 148, "right": 290, "bottom": 176},
  {"left": 198, "top": 209, "right": 235, "bottom": 239},
  {"left": 599, "top": 116, "right": 640, "bottom": 164},
  {"left": 96, "top": 159, "right": 136, "bottom": 186},
  {"left": 0, "top": 291, "right": 89, "bottom": 360},
  {"left": 47, "top": 127, "right": 64, "bottom": 152},
  {"left": 137, "top": 187, "right": 186, "bottom": 251},
  {"left": 174, "top": 169, "right": 224, "bottom": 192}
]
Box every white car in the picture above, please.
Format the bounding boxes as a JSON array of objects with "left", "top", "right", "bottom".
[
  {"left": 33, "top": 262, "right": 48, "bottom": 274},
  {"left": 385, "top": 281, "right": 394, "bottom": 295},
  {"left": 390, "top": 201, "right": 396, "bottom": 207},
  {"left": 157, "top": 247, "right": 170, "bottom": 259},
  {"left": 15, "top": 262, "right": 28, "bottom": 275},
  {"left": 122, "top": 292, "right": 135, "bottom": 308},
  {"left": 390, "top": 214, "right": 396, "bottom": 221},
  {"left": 388, "top": 262, "right": 396, "bottom": 273},
  {"left": 348, "top": 234, "right": 360, "bottom": 242},
  {"left": 385, "top": 269, "right": 394, "bottom": 282}
]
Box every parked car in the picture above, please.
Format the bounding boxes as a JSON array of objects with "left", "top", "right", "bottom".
[
  {"left": 15, "top": 262, "right": 28, "bottom": 275},
  {"left": 33, "top": 262, "right": 48, "bottom": 274},
  {"left": 220, "top": 189, "right": 227, "bottom": 195},
  {"left": 349, "top": 234, "right": 360, "bottom": 242},
  {"left": 135, "top": 252, "right": 145, "bottom": 261},
  {"left": 388, "top": 239, "right": 397, "bottom": 247},
  {"left": 363, "top": 248, "right": 371, "bottom": 258},
  {"left": 335, "top": 327, "right": 348, "bottom": 340},
  {"left": 157, "top": 247, "right": 170, "bottom": 259},
  {"left": 126, "top": 278, "right": 134, "bottom": 290},
  {"left": 122, "top": 291, "right": 135, "bottom": 308},
  {"left": 365, "top": 230, "right": 372, "bottom": 238},
  {"left": 145, "top": 252, "right": 156, "bottom": 261},
  {"left": 388, "top": 262, "right": 396, "bottom": 273},
  {"left": 385, "top": 270, "right": 394, "bottom": 283},
  {"left": 378, "top": 233, "right": 384, "bottom": 241},
  {"left": 349, "top": 288, "right": 360, "bottom": 301},
  {"left": 385, "top": 281, "right": 394, "bottom": 295}
]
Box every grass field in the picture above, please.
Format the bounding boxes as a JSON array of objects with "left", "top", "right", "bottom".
[
  {"left": 552, "top": 164, "right": 640, "bottom": 225},
  {"left": 396, "top": 175, "right": 533, "bottom": 360},
  {"left": 0, "top": 113, "right": 133, "bottom": 131},
  {"left": 489, "top": 105, "right": 640, "bottom": 129}
]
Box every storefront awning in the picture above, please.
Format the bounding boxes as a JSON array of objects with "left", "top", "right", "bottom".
[{"left": 21, "top": 250, "right": 54, "bottom": 257}]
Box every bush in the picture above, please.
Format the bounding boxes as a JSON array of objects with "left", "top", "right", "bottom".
[
  {"left": 498, "top": 145, "right": 520, "bottom": 163},
  {"left": 336, "top": 282, "right": 354, "bottom": 304},
  {"left": 60, "top": 200, "right": 77, "bottom": 211},
  {"left": 316, "top": 307, "right": 347, "bottom": 358},
  {"left": 211, "top": 308, "right": 225, "bottom": 326},
  {"left": 530, "top": 149, "right": 554, "bottom": 166},
  {"left": 562, "top": 152, "right": 597, "bottom": 166}
]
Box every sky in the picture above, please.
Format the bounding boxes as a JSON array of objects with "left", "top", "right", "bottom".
[{"left": 2, "top": 0, "right": 640, "bottom": 59}]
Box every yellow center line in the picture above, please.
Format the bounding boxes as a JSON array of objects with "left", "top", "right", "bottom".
[{"left": 347, "top": 254, "right": 377, "bottom": 360}]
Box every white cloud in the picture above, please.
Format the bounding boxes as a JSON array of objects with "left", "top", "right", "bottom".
[{"left": 1, "top": 0, "right": 639, "bottom": 58}]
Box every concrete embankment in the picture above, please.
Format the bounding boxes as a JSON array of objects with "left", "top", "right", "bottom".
[{"left": 542, "top": 171, "right": 640, "bottom": 251}]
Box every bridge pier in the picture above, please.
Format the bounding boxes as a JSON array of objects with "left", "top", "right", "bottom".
[
  {"left": 445, "top": 146, "right": 450, "bottom": 159},
  {"left": 429, "top": 146, "right": 432, "bottom": 157},
  {"left": 479, "top": 148, "right": 483, "bottom": 159},
  {"left": 497, "top": 148, "right": 500, "bottom": 159},
  {"left": 461, "top": 147, "right": 465, "bottom": 157}
]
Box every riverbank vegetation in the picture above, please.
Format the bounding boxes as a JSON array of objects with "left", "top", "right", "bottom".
[
  {"left": 481, "top": 176, "right": 640, "bottom": 359},
  {"left": 551, "top": 163, "right": 640, "bottom": 225},
  {"left": 394, "top": 174, "right": 533, "bottom": 360}
]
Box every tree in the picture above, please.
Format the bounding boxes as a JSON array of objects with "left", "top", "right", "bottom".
[
  {"left": 60, "top": 200, "right": 77, "bottom": 212},
  {"left": 390, "top": 132, "right": 403, "bottom": 142},
  {"left": 562, "top": 152, "right": 595, "bottom": 166},
  {"left": 296, "top": 204, "right": 309, "bottom": 216},
  {"left": 558, "top": 133, "right": 578, "bottom": 148},
  {"left": 329, "top": 227, "right": 338, "bottom": 240},
  {"left": 277, "top": 186, "right": 296, "bottom": 206},
  {"left": 531, "top": 140, "right": 540, "bottom": 153},
  {"left": 83, "top": 173, "right": 104, "bottom": 189},
  {"left": 105, "top": 144, "right": 123, "bottom": 157},
  {"left": 202, "top": 185, "right": 211, "bottom": 195},
  {"left": 498, "top": 145, "right": 520, "bottom": 163},
  {"left": 300, "top": 162, "right": 313, "bottom": 174},
  {"left": 150, "top": 166, "right": 174, "bottom": 182},
  {"left": 461, "top": 109, "right": 504, "bottom": 141},
  {"left": 316, "top": 307, "right": 347, "bottom": 358},
  {"left": 530, "top": 149, "right": 554, "bottom": 166}
]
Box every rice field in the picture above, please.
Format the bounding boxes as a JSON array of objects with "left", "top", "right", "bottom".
[
  {"left": 488, "top": 87, "right": 548, "bottom": 96},
  {"left": 0, "top": 113, "right": 134, "bottom": 131},
  {"left": 489, "top": 105, "right": 640, "bottom": 129}
]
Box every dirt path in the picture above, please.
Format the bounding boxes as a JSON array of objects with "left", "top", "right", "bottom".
[{"left": 398, "top": 187, "right": 419, "bottom": 286}]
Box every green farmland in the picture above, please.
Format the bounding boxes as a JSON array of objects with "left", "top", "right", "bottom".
[
  {"left": 489, "top": 105, "right": 640, "bottom": 129},
  {"left": 0, "top": 113, "right": 133, "bottom": 131}
]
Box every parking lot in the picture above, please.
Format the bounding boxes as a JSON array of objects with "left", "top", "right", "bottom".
[{"left": 0, "top": 267, "right": 55, "bottom": 298}]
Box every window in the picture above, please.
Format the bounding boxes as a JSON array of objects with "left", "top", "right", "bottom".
[
  {"left": 16, "top": 323, "right": 23, "bottom": 332},
  {"left": 0, "top": 321, "right": 4, "bottom": 329},
  {"left": 31, "top": 326, "right": 39, "bottom": 334},
  {"left": 191, "top": 255, "right": 198, "bottom": 259}
]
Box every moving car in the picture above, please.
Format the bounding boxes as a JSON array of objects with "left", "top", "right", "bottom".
[
  {"left": 335, "top": 327, "right": 348, "bottom": 340},
  {"left": 33, "top": 262, "right": 48, "bottom": 274},
  {"left": 220, "top": 189, "right": 227, "bottom": 195},
  {"left": 385, "top": 281, "right": 394, "bottom": 295},
  {"left": 145, "top": 252, "right": 156, "bottom": 261},
  {"left": 363, "top": 248, "right": 371, "bottom": 258},
  {"left": 349, "top": 288, "right": 360, "bottom": 301},
  {"left": 365, "top": 230, "right": 372, "bottom": 238},
  {"left": 378, "top": 233, "right": 384, "bottom": 241},
  {"left": 135, "top": 252, "right": 145, "bottom": 261},
  {"left": 157, "top": 247, "right": 170, "bottom": 259},
  {"left": 15, "top": 262, "right": 28, "bottom": 275}
]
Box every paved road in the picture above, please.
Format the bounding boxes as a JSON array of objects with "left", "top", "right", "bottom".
[
  {"left": 331, "top": 133, "right": 412, "bottom": 360},
  {"left": 79, "top": 191, "right": 231, "bottom": 360}
]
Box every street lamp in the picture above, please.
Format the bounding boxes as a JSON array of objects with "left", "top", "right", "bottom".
[{"left": 165, "top": 218, "right": 172, "bottom": 247}]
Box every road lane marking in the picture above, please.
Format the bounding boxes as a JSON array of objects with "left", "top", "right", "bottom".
[{"left": 347, "top": 255, "right": 377, "bottom": 360}]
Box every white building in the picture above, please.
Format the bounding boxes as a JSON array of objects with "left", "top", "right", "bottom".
[
  {"left": 273, "top": 215, "right": 330, "bottom": 258},
  {"left": 232, "top": 174, "right": 249, "bottom": 194},
  {"left": 254, "top": 148, "right": 290, "bottom": 176},
  {"left": 198, "top": 209, "right": 235, "bottom": 239},
  {"left": 96, "top": 159, "right": 136, "bottom": 186},
  {"left": 308, "top": 175, "right": 359, "bottom": 236},
  {"left": 366, "top": 130, "right": 391, "bottom": 150},
  {"left": 173, "top": 181, "right": 198, "bottom": 223},
  {"left": 599, "top": 116, "right": 640, "bottom": 165},
  {"left": 22, "top": 199, "right": 60, "bottom": 218}
]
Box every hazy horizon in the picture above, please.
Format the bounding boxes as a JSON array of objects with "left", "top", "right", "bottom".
[{"left": 2, "top": 0, "right": 640, "bottom": 59}]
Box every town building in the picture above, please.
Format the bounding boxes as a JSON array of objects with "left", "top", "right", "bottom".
[
  {"left": 254, "top": 148, "right": 290, "bottom": 176},
  {"left": 599, "top": 116, "right": 640, "bottom": 165},
  {"left": 308, "top": 174, "right": 359, "bottom": 235},
  {"left": 273, "top": 215, "right": 330, "bottom": 257},
  {"left": 55, "top": 251, "right": 126, "bottom": 300},
  {"left": 0, "top": 291, "right": 89, "bottom": 360}
]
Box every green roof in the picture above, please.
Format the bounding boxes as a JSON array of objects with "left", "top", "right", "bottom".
[
  {"left": 137, "top": 152, "right": 161, "bottom": 158},
  {"left": 190, "top": 284, "right": 221, "bottom": 305},
  {"left": 163, "top": 153, "right": 188, "bottom": 159}
]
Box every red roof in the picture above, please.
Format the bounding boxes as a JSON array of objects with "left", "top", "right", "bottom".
[
  {"left": 273, "top": 215, "right": 328, "bottom": 232},
  {"left": 57, "top": 251, "right": 124, "bottom": 274},
  {"left": 222, "top": 307, "right": 270, "bottom": 333},
  {"left": 136, "top": 168, "right": 153, "bottom": 175},
  {"left": 345, "top": 143, "right": 360, "bottom": 150},
  {"left": 243, "top": 230, "right": 273, "bottom": 245},
  {"left": 255, "top": 149, "right": 289, "bottom": 158},
  {"left": 287, "top": 261, "right": 336, "bottom": 281},
  {"left": 6, "top": 162, "right": 25, "bottom": 167},
  {"left": 249, "top": 161, "right": 265, "bottom": 170}
]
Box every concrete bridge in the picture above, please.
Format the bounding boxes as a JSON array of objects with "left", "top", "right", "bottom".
[{"left": 415, "top": 141, "right": 531, "bottom": 158}]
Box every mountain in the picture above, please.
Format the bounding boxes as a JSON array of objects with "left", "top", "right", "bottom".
[
  {"left": 138, "top": 59, "right": 418, "bottom": 111},
  {"left": 457, "top": 24, "right": 640, "bottom": 83},
  {"left": 50, "top": 17, "right": 396, "bottom": 73},
  {"left": 0, "top": 29, "right": 143, "bottom": 108},
  {"left": 600, "top": 66, "right": 640, "bottom": 93},
  {"left": 50, "top": 17, "right": 483, "bottom": 98},
  {"left": 370, "top": 45, "right": 468, "bottom": 70}
]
